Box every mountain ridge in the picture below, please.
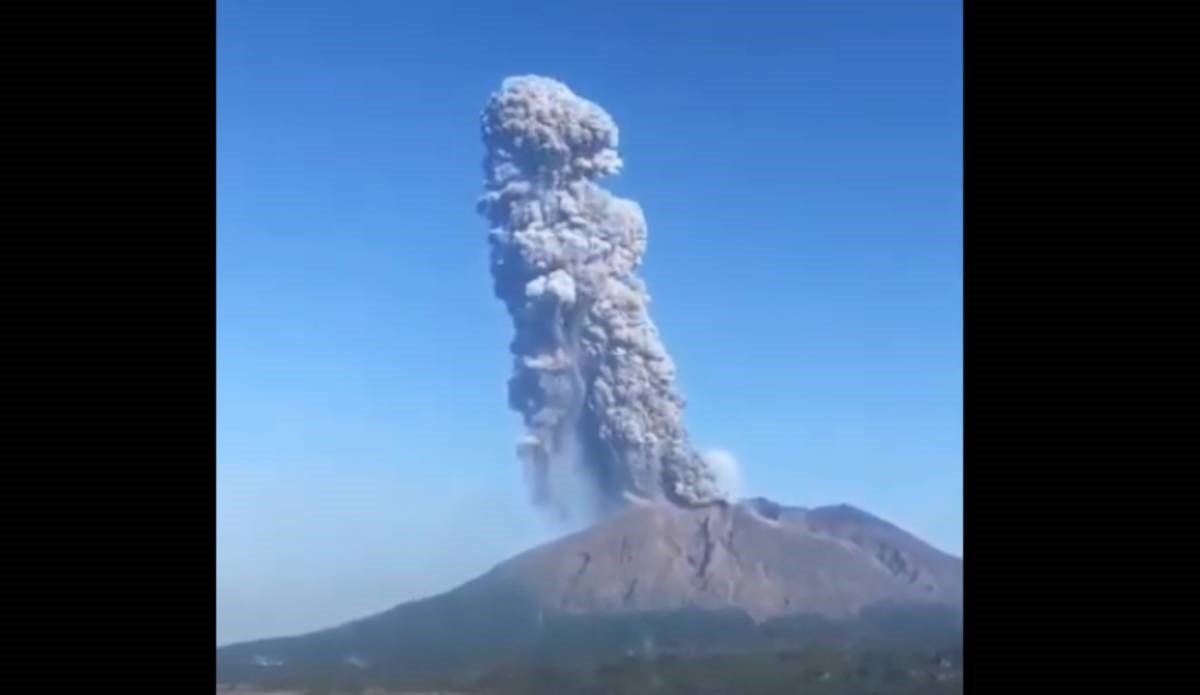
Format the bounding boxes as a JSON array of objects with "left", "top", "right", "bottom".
[{"left": 216, "top": 499, "right": 961, "bottom": 689}]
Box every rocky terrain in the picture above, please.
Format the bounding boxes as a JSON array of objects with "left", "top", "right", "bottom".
[
  {"left": 488, "top": 499, "right": 961, "bottom": 620},
  {"left": 216, "top": 499, "right": 961, "bottom": 692}
]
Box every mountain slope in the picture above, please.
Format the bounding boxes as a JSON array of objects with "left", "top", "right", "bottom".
[
  {"left": 216, "top": 500, "right": 961, "bottom": 689},
  {"left": 491, "top": 499, "right": 960, "bottom": 620}
]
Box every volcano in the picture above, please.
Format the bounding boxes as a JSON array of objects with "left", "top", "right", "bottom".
[{"left": 216, "top": 499, "right": 962, "bottom": 690}]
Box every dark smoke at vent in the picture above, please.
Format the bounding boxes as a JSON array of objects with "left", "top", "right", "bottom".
[{"left": 477, "top": 75, "right": 737, "bottom": 517}]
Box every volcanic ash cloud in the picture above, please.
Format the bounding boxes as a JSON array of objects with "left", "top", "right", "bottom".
[{"left": 477, "top": 75, "right": 724, "bottom": 516}]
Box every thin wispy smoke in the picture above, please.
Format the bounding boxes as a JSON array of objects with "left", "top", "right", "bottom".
[
  {"left": 478, "top": 75, "right": 722, "bottom": 516},
  {"left": 701, "top": 449, "right": 744, "bottom": 502}
]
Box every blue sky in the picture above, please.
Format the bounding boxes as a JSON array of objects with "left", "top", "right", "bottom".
[{"left": 217, "top": 0, "right": 962, "bottom": 645}]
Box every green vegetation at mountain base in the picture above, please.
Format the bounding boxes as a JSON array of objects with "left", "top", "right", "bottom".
[
  {"left": 468, "top": 644, "right": 962, "bottom": 695},
  {"left": 253, "top": 643, "right": 961, "bottom": 695}
]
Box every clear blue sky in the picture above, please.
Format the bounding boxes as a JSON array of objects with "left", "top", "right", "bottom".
[{"left": 217, "top": 0, "right": 962, "bottom": 645}]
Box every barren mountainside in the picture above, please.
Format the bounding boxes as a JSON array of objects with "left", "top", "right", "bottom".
[
  {"left": 218, "top": 499, "right": 964, "bottom": 691},
  {"left": 216, "top": 499, "right": 961, "bottom": 689},
  {"left": 489, "top": 499, "right": 961, "bottom": 620}
]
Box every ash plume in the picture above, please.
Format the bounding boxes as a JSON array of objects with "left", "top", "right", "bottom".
[{"left": 477, "top": 75, "right": 722, "bottom": 515}]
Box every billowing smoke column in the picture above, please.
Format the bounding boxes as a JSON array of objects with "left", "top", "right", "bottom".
[{"left": 478, "top": 75, "right": 724, "bottom": 516}]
